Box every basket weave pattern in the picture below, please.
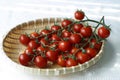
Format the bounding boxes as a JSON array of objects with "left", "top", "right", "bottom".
[{"left": 3, "top": 18, "right": 104, "bottom": 75}]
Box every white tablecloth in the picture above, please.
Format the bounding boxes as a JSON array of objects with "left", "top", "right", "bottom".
[{"left": 0, "top": 0, "right": 120, "bottom": 80}]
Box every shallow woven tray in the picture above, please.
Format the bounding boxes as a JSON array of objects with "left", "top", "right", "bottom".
[{"left": 3, "top": 18, "right": 104, "bottom": 75}]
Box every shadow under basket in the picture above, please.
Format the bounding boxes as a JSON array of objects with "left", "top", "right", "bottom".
[{"left": 2, "top": 18, "right": 104, "bottom": 76}]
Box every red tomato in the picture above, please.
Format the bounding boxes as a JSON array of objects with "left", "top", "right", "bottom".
[
  {"left": 24, "top": 47, "right": 34, "bottom": 55},
  {"left": 57, "top": 55, "right": 66, "bottom": 67},
  {"left": 80, "top": 26, "right": 92, "bottom": 37},
  {"left": 98, "top": 26, "right": 110, "bottom": 38},
  {"left": 50, "top": 42, "right": 60, "bottom": 53},
  {"left": 37, "top": 46, "right": 46, "bottom": 52},
  {"left": 28, "top": 40, "right": 39, "bottom": 49},
  {"left": 34, "top": 56, "right": 47, "bottom": 68},
  {"left": 51, "top": 25, "right": 61, "bottom": 31},
  {"left": 19, "top": 53, "right": 31, "bottom": 66},
  {"left": 61, "top": 19, "right": 72, "bottom": 28},
  {"left": 51, "top": 34, "right": 61, "bottom": 41},
  {"left": 86, "top": 47, "right": 97, "bottom": 58},
  {"left": 58, "top": 41, "right": 72, "bottom": 52},
  {"left": 73, "top": 23, "right": 83, "bottom": 33},
  {"left": 74, "top": 10, "right": 85, "bottom": 20},
  {"left": 19, "top": 34, "right": 30, "bottom": 46},
  {"left": 70, "top": 33, "right": 82, "bottom": 43},
  {"left": 70, "top": 47, "right": 79, "bottom": 55},
  {"left": 30, "top": 32, "right": 39, "bottom": 38},
  {"left": 91, "top": 39, "right": 102, "bottom": 50},
  {"left": 66, "top": 58, "right": 78, "bottom": 67},
  {"left": 76, "top": 51, "right": 91, "bottom": 64},
  {"left": 40, "top": 29, "right": 51, "bottom": 37},
  {"left": 40, "top": 38, "right": 49, "bottom": 45},
  {"left": 46, "top": 50, "right": 59, "bottom": 62},
  {"left": 62, "top": 30, "right": 71, "bottom": 38}
]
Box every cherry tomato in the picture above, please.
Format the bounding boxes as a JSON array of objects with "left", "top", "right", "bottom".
[
  {"left": 80, "top": 26, "right": 92, "bottom": 37},
  {"left": 66, "top": 58, "right": 78, "bottom": 67},
  {"left": 70, "top": 33, "right": 82, "bottom": 43},
  {"left": 19, "top": 34, "right": 30, "bottom": 46},
  {"left": 91, "top": 39, "right": 102, "bottom": 51},
  {"left": 28, "top": 40, "right": 39, "bottom": 49},
  {"left": 86, "top": 47, "right": 97, "bottom": 58},
  {"left": 74, "top": 10, "right": 85, "bottom": 20},
  {"left": 19, "top": 53, "right": 31, "bottom": 66},
  {"left": 73, "top": 23, "right": 83, "bottom": 33},
  {"left": 50, "top": 42, "right": 60, "bottom": 53},
  {"left": 70, "top": 47, "right": 79, "bottom": 55},
  {"left": 58, "top": 41, "right": 72, "bottom": 52},
  {"left": 37, "top": 46, "right": 46, "bottom": 52},
  {"left": 30, "top": 32, "right": 39, "bottom": 39},
  {"left": 40, "top": 29, "right": 51, "bottom": 38},
  {"left": 51, "top": 25, "right": 61, "bottom": 31},
  {"left": 98, "top": 26, "right": 110, "bottom": 38},
  {"left": 24, "top": 47, "right": 34, "bottom": 55},
  {"left": 76, "top": 51, "right": 91, "bottom": 64},
  {"left": 62, "top": 30, "right": 71, "bottom": 38},
  {"left": 46, "top": 50, "right": 59, "bottom": 62},
  {"left": 34, "top": 56, "right": 47, "bottom": 68},
  {"left": 40, "top": 38, "right": 49, "bottom": 45},
  {"left": 51, "top": 34, "right": 61, "bottom": 41},
  {"left": 57, "top": 55, "right": 66, "bottom": 67},
  {"left": 61, "top": 19, "right": 72, "bottom": 28}
]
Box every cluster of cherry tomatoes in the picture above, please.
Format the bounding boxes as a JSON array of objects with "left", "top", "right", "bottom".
[{"left": 19, "top": 10, "right": 110, "bottom": 68}]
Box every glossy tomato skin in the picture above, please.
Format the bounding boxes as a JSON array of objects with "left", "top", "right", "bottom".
[
  {"left": 19, "top": 34, "right": 30, "bottom": 46},
  {"left": 24, "top": 47, "right": 34, "bottom": 55},
  {"left": 30, "top": 32, "right": 39, "bottom": 39},
  {"left": 74, "top": 10, "right": 85, "bottom": 20},
  {"left": 49, "top": 42, "right": 60, "bottom": 53},
  {"left": 28, "top": 40, "right": 39, "bottom": 49},
  {"left": 19, "top": 53, "right": 31, "bottom": 66},
  {"left": 51, "top": 25, "right": 61, "bottom": 31},
  {"left": 40, "top": 29, "right": 51, "bottom": 38},
  {"left": 91, "top": 39, "right": 102, "bottom": 51},
  {"left": 51, "top": 34, "right": 61, "bottom": 41},
  {"left": 40, "top": 38, "right": 49, "bottom": 45},
  {"left": 70, "top": 47, "right": 79, "bottom": 55},
  {"left": 62, "top": 30, "right": 71, "bottom": 38},
  {"left": 70, "top": 33, "right": 82, "bottom": 44},
  {"left": 57, "top": 55, "right": 66, "bottom": 67},
  {"left": 58, "top": 41, "right": 72, "bottom": 52},
  {"left": 61, "top": 19, "right": 72, "bottom": 28},
  {"left": 73, "top": 23, "right": 83, "bottom": 33},
  {"left": 98, "top": 26, "right": 110, "bottom": 38},
  {"left": 34, "top": 56, "right": 47, "bottom": 68},
  {"left": 66, "top": 58, "right": 78, "bottom": 67},
  {"left": 40, "top": 29, "right": 51, "bottom": 35},
  {"left": 76, "top": 51, "right": 91, "bottom": 64},
  {"left": 80, "top": 26, "right": 92, "bottom": 37},
  {"left": 46, "top": 50, "right": 59, "bottom": 62},
  {"left": 86, "top": 47, "right": 97, "bottom": 58},
  {"left": 37, "top": 46, "right": 47, "bottom": 52}
]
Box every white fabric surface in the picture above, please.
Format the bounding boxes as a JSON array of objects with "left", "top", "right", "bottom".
[{"left": 0, "top": 0, "right": 120, "bottom": 80}]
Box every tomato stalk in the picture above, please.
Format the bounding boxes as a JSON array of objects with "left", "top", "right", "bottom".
[
  {"left": 23, "top": 16, "right": 108, "bottom": 58},
  {"left": 38, "top": 17, "right": 107, "bottom": 56},
  {"left": 79, "top": 18, "right": 108, "bottom": 28},
  {"left": 72, "top": 16, "right": 105, "bottom": 55}
]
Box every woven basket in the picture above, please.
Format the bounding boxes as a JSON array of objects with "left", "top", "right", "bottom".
[{"left": 2, "top": 18, "right": 104, "bottom": 75}]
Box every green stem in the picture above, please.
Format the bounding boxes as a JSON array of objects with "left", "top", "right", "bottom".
[
  {"left": 73, "top": 16, "right": 105, "bottom": 54},
  {"left": 79, "top": 19, "right": 108, "bottom": 27}
]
